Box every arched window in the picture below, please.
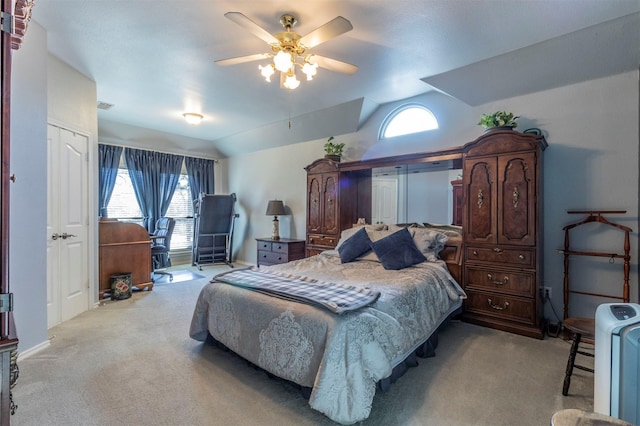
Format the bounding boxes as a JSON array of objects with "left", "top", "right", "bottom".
[{"left": 379, "top": 103, "right": 438, "bottom": 139}]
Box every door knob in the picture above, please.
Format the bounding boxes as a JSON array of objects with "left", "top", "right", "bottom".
[
  {"left": 61, "top": 233, "right": 77, "bottom": 239},
  {"left": 51, "top": 233, "right": 61, "bottom": 240}
]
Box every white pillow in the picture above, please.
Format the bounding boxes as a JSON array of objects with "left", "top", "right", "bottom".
[{"left": 335, "top": 224, "right": 388, "bottom": 250}]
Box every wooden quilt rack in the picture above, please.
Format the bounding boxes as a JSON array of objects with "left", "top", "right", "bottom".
[{"left": 558, "top": 210, "right": 632, "bottom": 319}]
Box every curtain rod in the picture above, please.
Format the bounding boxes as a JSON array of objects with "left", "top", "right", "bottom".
[{"left": 99, "top": 142, "right": 220, "bottom": 163}]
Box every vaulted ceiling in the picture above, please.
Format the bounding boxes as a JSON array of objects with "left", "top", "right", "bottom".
[{"left": 32, "top": 1, "right": 640, "bottom": 157}]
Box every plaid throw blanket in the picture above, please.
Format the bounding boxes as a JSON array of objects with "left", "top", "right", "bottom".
[{"left": 212, "top": 267, "right": 380, "bottom": 314}]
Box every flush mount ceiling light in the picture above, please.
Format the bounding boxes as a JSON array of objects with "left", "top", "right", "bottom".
[
  {"left": 215, "top": 13, "right": 358, "bottom": 90},
  {"left": 183, "top": 112, "right": 203, "bottom": 125}
]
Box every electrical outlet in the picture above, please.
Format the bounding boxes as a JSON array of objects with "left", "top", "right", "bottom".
[{"left": 543, "top": 286, "right": 552, "bottom": 300}]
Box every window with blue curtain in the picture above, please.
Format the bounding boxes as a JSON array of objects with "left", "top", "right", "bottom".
[
  {"left": 98, "top": 144, "right": 123, "bottom": 217},
  {"left": 124, "top": 148, "right": 184, "bottom": 232},
  {"left": 107, "top": 148, "right": 215, "bottom": 251}
]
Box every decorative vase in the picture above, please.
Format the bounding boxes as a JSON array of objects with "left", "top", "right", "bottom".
[{"left": 324, "top": 154, "right": 341, "bottom": 162}]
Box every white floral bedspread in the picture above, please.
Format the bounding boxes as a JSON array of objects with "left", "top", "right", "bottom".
[{"left": 189, "top": 251, "right": 465, "bottom": 424}]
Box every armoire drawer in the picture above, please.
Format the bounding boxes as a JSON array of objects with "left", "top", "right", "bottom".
[
  {"left": 465, "top": 245, "right": 535, "bottom": 267},
  {"left": 464, "top": 289, "right": 536, "bottom": 325},
  {"left": 307, "top": 234, "right": 338, "bottom": 248},
  {"left": 465, "top": 266, "right": 535, "bottom": 297}
]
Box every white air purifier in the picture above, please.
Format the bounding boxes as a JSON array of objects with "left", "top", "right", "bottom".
[{"left": 594, "top": 303, "right": 640, "bottom": 424}]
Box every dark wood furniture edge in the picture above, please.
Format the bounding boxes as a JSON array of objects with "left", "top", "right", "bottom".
[
  {"left": 461, "top": 312, "right": 544, "bottom": 339},
  {"left": 11, "top": 0, "right": 35, "bottom": 50},
  {"left": 338, "top": 146, "right": 463, "bottom": 172},
  {"left": 0, "top": 4, "right": 31, "bottom": 416},
  {"left": 441, "top": 241, "right": 463, "bottom": 284}
]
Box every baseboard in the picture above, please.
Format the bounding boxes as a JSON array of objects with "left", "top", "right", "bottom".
[
  {"left": 169, "top": 257, "right": 253, "bottom": 269},
  {"left": 18, "top": 339, "right": 51, "bottom": 361}
]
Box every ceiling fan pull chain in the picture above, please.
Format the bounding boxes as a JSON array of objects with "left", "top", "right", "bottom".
[{"left": 288, "top": 92, "right": 292, "bottom": 130}]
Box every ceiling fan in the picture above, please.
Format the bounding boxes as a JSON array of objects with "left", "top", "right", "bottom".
[{"left": 215, "top": 12, "right": 358, "bottom": 90}]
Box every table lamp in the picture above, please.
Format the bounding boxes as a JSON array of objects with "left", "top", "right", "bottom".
[{"left": 266, "top": 200, "right": 287, "bottom": 240}]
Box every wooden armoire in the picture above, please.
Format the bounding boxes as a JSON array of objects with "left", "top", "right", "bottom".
[
  {"left": 461, "top": 129, "right": 547, "bottom": 339},
  {"left": 304, "top": 158, "right": 361, "bottom": 257}
]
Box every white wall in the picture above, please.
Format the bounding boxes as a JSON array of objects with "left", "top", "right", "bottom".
[
  {"left": 10, "top": 22, "right": 49, "bottom": 353},
  {"left": 98, "top": 119, "right": 224, "bottom": 160},
  {"left": 47, "top": 54, "right": 99, "bottom": 302},
  {"left": 229, "top": 71, "right": 639, "bottom": 321},
  {"left": 47, "top": 55, "right": 98, "bottom": 136}
]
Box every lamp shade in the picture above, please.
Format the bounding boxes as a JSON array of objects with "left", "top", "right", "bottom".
[{"left": 266, "top": 200, "right": 286, "bottom": 216}]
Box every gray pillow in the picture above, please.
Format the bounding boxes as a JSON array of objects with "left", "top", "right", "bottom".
[
  {"left": 370, "top": 227, "right": 426, "bottom": 270},
  {"left": 412, "top": 228, "right": 449, "bottom": 262},
  {"left": 337, "top": 227, "right": 372, "bottom": 263}
]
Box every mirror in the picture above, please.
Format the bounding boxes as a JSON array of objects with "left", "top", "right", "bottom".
[{"left": 371, "top": 160, "right": 462, "bottom": 225}]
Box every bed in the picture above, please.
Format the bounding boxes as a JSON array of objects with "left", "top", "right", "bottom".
[{"left": 189, "top": 224, "right": 466, "bottom": 424}]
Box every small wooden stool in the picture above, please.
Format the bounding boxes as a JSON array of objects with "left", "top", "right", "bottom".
[{"left": 562, "top": 317, "right": 595, "bottom": 396}]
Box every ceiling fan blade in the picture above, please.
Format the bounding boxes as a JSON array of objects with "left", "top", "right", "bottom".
[
  {"left": 299, "top": 16, "right": 353, "bottom": 49},
  {"left": 215, "top": 53, "right": 271, "bottom": 66},
  {"left": 310, "top": 55, "right": 358, "bottom": 75},
  {"left": 224, "top": 12, "right": 279, "bottom": 45}
]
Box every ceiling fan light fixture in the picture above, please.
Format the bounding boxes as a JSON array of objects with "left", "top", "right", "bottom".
[
  {"left": 218, "top": 13, "right": 357, "bottom": 91},
  {"left": 283, "top": 71, "right": 300, "bottom": 90},
  {"left": 273, "top": 50, "right": 293, "bottom": 72},
  {"left": 183, "top": 112, "right": 203, "bottom": 125},
  {"left": 302, "top": 61, "right": 318, "bottom": 81},
  {"left": 259, "top": 63, "right": 275, "bottom": 82}
]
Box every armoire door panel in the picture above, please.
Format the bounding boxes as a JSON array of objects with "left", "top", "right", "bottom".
[
  {"left": 322, "top": 174, "right": 338, "bottom": 234},
  {"left": 465, "top": 158, "right": 496, "bottom": 243},
  {"left": 307, "top": 176, "right": 321, "bottom": 233},
  {"left": 498, "top": 153, "right": 536, "bottom": 246}
]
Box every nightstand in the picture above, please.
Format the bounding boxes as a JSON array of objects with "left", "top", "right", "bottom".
[{"left": 256, "top": 238, "right": 305, "bottom": 266}]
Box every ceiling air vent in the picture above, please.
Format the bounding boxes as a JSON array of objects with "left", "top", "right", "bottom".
[{"left": 97, "top": 101, "right": 114, "bottom": 110}]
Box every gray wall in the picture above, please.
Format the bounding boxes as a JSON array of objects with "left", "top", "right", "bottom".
[
  {"left": 10, "top": 22, "right": 49, "bottom": 353},
  {"left": 229, "top": 71, "right": 640, "bottom": 321}
]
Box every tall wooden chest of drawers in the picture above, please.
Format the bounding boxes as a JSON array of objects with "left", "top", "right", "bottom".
[{"left": 461, "top": 129, "right": 547, "bottom": 339}]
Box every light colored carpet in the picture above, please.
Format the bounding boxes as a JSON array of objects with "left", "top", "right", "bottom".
[
  {"left": 151, "top": 269, "right": 206, "bottom": 285},
  {"left": 12, "top": 264, "right": 593, "bottom": 425}
]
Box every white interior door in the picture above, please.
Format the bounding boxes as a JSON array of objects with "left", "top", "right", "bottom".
[
  {"left": 47, "top": 124, "right": 89, "bottom": 328},
  {"left": 372, "top": 177, "right": 398, "bottom": 225}
]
